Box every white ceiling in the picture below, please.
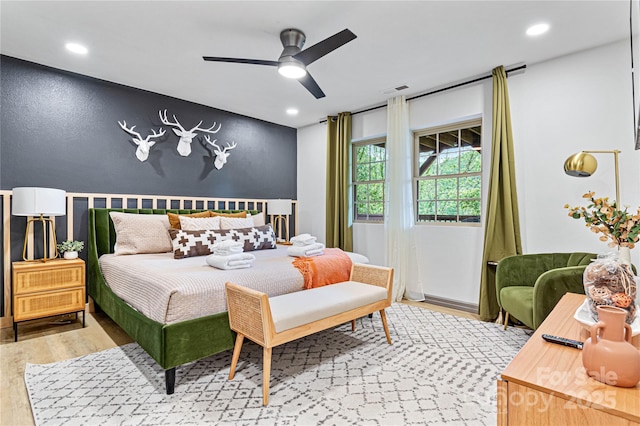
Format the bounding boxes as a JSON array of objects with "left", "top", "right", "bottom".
[{"left": 0, "top": 1, "right": 632, "bottom": 129}]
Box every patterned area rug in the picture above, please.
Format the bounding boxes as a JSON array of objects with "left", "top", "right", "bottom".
[{"left": 25, "top": 303, "right": 531, "bottom": 425}]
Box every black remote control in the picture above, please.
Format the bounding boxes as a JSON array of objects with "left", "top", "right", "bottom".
[{"left": 542, "top": 334, "right": 583, "bottom": 349}]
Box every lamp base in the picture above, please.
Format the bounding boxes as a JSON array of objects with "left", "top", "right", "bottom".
[
  {"left": 272, "top": 215, "right": 289, "bottom": 243},
  {"left": 22, "top": 215, "right": 59, "bottom": 262}
]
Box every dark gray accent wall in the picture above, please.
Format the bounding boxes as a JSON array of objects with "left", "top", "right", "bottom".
[
  {"left": 0, "top": 55, "right": 297, "bottom": 316},
  {"left": 0, "top": 55, "right": 297, "bottom": 197}
]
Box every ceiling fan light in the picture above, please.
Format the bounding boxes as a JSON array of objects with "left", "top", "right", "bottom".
[{"left": 278, "top": 63, "right": 307, "bottom": 79}]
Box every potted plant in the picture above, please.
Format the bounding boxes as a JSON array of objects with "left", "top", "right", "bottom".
[{"left": 57, "top": 240, "right": 84, "bottom": 259}]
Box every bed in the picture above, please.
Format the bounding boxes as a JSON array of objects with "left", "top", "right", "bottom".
[{"left": 87, "top": 207, "right": 354, "bottom": 394}]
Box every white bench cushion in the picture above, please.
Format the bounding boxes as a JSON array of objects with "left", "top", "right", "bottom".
[{"left": 269, "top": 281, "right": 387, "bottom": 333}]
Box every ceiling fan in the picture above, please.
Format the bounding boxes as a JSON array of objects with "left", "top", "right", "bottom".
[{"left": 203, "top": 28, "right": 357, "bottom": 99}]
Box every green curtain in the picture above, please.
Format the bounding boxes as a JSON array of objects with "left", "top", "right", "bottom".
[
  {"left": 325, "top": 112, "right": 353, "bottom": 251},
  {"left": 479, "top": 66, "right": 523, "bottom": 322}
]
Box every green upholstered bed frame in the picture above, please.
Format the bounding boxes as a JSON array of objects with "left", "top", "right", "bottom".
[{"left": 88, "top": 208, "right": 260, "bottom": 394}]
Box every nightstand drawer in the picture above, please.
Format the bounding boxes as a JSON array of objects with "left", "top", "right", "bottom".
[
  {"left": 13, "top": 262, "right": 84, "bottom": 295},
  {"left": 13, "top": 288, "right": 85, "bottom": 322}
]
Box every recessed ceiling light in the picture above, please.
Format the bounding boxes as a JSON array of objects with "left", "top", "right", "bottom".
[
  {"left": 286, "top": 108, "right": 299, "bottom": 115},
  {"left": 65, "top": 42, "right": 88, "bottom": 55},
  {"left": 526, "top": 23, "right": 549, "bottom": 37}
]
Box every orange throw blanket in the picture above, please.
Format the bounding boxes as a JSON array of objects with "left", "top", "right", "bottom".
[{"left": 292, "top": 248, "right": 353, "bottom": 289}]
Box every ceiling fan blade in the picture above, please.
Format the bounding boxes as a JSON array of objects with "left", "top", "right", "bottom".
[
  {"left": 293, "top": 29, "right": 357, "bottom": 66},
  {"left": 202, "top": 57, "right": 279, "bottom": 66},
  {"left": 298, "top": 72, "right": 326, "bottom": 99}
]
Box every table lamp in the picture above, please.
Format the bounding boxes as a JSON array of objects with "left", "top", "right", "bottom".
[
  {"left": 267, "top": 199, "right": 292, "bottom": 243},
  {"left": 12, "top": 187, "right": 66, "bottom": 261}
]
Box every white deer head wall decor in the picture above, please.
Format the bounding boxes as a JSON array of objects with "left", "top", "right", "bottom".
[
  {"left": 118, "top": 120, "right": 166, "bottom": 162},
  {"left": 159, "top": 109, "right": 222, "bottom": 157},
  {"left": 204, "top": 136, "right": 237, "bottom": 170}
]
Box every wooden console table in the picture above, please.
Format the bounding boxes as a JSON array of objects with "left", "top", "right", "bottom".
[{"left": 498, "top": 293, "right": 640, "bottom": 425}]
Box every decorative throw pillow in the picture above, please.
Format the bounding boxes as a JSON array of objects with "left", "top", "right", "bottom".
[
  {"left": 248, "top": 212, "right": 266, "bottom": 227},
  {"left": 219, "top": 216, "right": 255, "bottom": 230},
  {"left": 109, "top": 212, "right": 172, "bottom": 255},
  {"left": 225, "top": 224, "right": 276, "bottom": 252},
  {"left": 167, "top": 211, "right": 212, "bottom": 229},
  {"left": 211, "top": 211, "right": 247, "bottom": 218},
  {"left": 169, "top": 229, "right": 218, "bottom": 259},
  {"left": 179, "top": 215, "right": 221, "bottom": 231},
  {"left": 169, "top": 224, "right": 276, "bottom": 258}
]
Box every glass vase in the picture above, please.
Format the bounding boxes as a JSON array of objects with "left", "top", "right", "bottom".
[{"left": 583, "top": 253, "right": 637, "bottom": 324}]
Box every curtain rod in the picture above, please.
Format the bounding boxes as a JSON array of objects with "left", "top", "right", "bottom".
[{"left": 321, "top": 64, "right": 527, "bottom": 123}]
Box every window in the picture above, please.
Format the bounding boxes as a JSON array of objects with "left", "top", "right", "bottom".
[
  {"left": 414, "top": 119, "right": 482, "bottom": 224},
  {"left": 353, "top": 138, "right": 386, "bottom": 222}
]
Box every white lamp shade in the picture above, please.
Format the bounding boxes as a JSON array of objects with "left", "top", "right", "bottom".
[
  {"left": 12, "top": 187, "right": 66, "bottom": 216},
  {"left": 268, "top": 199, "right": 292, "bottom": 216}
]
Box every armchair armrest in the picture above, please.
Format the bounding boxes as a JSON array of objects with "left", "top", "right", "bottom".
[{"left": 532, "top": 265, "right": 587, "bottom": 329}]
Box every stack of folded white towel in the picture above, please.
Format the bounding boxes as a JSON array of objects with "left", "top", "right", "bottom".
[
  {"left": 287, "top": 233, "right": 325, "bottom": 257},
  {"left": 206, "top": 240, "right": 255, "bottom": 270}
]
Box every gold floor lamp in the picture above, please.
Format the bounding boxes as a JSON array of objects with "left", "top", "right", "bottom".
[{"left": 563, "top": 150, "right": 621, "bottom": 206}]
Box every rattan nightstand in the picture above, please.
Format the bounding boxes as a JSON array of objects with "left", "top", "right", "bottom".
[{"left": 12, "top": 258, "right": 86, "bottom": 341}]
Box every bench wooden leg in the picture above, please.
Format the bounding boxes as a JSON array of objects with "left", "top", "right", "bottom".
[
  {"left": 351, "top": 319, "right": 356, "bottom": 331},
  {"left": 229, "top": 334, "right": 245, "bottom": 380},
  {"left": 379, "top": 309, "right": 392, "bottom": 344},
  {"left": 263, "top": 347, "right": 272, "bottom": 406}
]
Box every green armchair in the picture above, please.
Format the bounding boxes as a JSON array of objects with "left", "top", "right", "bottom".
[{"left": 496, "top": 252, "right": 596, "bottom": 330}]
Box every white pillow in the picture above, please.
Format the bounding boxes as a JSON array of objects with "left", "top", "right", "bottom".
[
  {"left": 345, "top": 252, "right": 370, "bottom": 264},
  {"left": 179, "top": 215, "right": 221, "bottom": 231},
  {"left": 219, "top": 216, "right": 255, "bottom": 230},
  {"left": 109, "top": 212, "right": 172, "bottom": 255},
  {"left": 248, "top": 212, "right": 266, "bottom": 227}
]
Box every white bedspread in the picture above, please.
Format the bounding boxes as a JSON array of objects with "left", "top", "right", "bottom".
[{"left": 98, "top": 246, "right": 304, "bottom": 324}]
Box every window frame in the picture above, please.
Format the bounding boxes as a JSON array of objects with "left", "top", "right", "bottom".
[
  {"left": 413, "top": 118, "right": 482, "bottom": 226},
  {"left": 352, "top": 137, "right": 386, "bottom": 223}
]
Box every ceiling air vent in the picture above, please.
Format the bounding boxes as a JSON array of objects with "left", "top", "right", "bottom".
[{"left": 382, "top": 84, "right": 409, "bottom": 94}]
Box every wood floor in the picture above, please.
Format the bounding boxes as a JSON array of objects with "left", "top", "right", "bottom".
[{"left": 0, "top": 301, "right": 480, "bottom": 426}]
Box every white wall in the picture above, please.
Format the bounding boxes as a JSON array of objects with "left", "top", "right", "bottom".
[
  {"left": 509, "top": 40, "right": 640, "bottom": 264},
  {"left": 297, "top": 123, "right": 327, "bottom": 241},
  {"left": 297, "top": 39, "right": 640, "bottom": 308}
]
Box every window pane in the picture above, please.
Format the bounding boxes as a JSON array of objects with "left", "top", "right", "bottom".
[
  {"left": 437, "top": 200, "right": 458, "bottom": 220},
  {"left": 372, "top": 144, "right": 386, "bottom": 161},
  {"left": 437, "top": 130, "right": 460, "bottom": 175},
  {"left": 355, "top": 184, "right": 368, "bottom": 202},
  {"left": 369, "top": 183, "right": 384, "bottom": 202},
  {"left": 417, "top": 201, "right": 435, "bottom": 222},
  {"left": 436, "top": 177, "right": 457, "bottom": 200},
  {"left": 369, "top": 202, "right": 384, "bottom": 215},
  {"left": 356, "top": 164, "right": 369, "bottom": 182},
  {"left": 417, "top": 179, "right": 436, "bottom": 200},
  {"left": 355, "top": 202, "right": 368, "bottom": 219},
  {"left": 460, "top": 149, "right": 481, "bottom": 173},
  {"left": 371, "top": 162, "right": 384, "bottom": 180},
  {"left": 459, "top": 176, "right": 480, "bottom": 199},
  {"left": 460, "top": 200, "right": 481, "bottom": 220},
  {"left": 420, "top": 155, "right": 438, "bottom": 176},
  {"left": 356, "top": 145, "right": 370, "bottom": 163}
]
